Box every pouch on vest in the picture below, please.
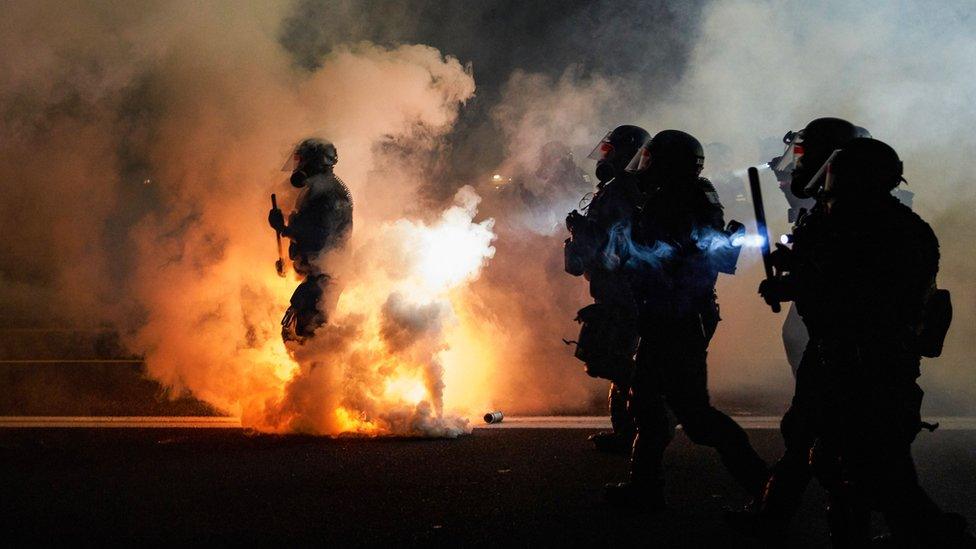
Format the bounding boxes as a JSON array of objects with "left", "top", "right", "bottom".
[{"left": 917, "top": 288, "right": 951, "bottom": 358}]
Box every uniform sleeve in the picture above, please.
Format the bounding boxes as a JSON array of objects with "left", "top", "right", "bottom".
[
  {"left": 894, "top": 211, "right": 941, "bottom": 327},
  {"left": 917, "top": 218, "right": 940, "bottom": 279},
  {"left": 697, "top": 178, "right": 726, "bottom": 230}
]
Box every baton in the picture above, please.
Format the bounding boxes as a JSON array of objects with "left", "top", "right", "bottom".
[
  {"left": 748, "top": 167, "right": 780, "bottom": 313},
  {"left": 271, "top": 194, "right": 285, "bottom": 277}
]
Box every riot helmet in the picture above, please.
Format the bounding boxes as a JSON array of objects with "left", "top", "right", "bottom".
[
  {"left": 587, "top": 125, "right": 651, "bottom": 183},
  {"left": 625, "top": 129, "right": 704, "bottom": 180},
  {"left": 784, "top": 117, "right": 860, "bottom": 198},
  {"left": 821, "top": 138, "right": 904, "bottom": 203},
  {"left": 284, "top": 138, "right": 338, "bottom": 187}
]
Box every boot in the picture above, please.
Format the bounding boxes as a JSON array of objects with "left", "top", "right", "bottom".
[
  {"left": 588, "top": 431, "right": 634, "bottom": 454},
  {"left": 603, "top": 481, "right": 666, "bottom": 512}
]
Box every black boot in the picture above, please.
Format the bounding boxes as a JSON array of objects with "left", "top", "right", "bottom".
[
  {"left": 589, "top": 431, "right": 634, "bottom": 454},
  {"left": 605, "top": 431, "right": 668, "bottom": 511},
  {"left": 603, "top": 481, "right": 666, "bottom": 512}
]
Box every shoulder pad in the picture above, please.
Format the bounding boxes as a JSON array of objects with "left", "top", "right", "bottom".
[
  {"left": 697, "top": 177, "right": 723, "bottom": 207},
  {"left": 333, "top": 175, "right": 352, "bottom": 203}
]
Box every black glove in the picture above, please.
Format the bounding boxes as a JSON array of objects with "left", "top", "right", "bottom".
[
  {"left": 268, "top": 208, "right": 286, "bottom": 232},
  {"left": 768, "top": 242, "right": 795, "bottom": 272},
  {"left": 566, "top": 209, "right": 585, "bottom": 233},
  {"left": 758, "top": 276, "right": 796, "bottom": 305}
]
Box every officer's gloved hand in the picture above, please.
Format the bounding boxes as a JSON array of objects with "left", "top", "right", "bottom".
[
  {"left": 768, "top": 243, "right": 795, "bottom": 272},
  {"left": 758, "top": 276, "right": 796, "bottom": 305},
  {"left": 268, "top": 208, "right": 286, "bottom": 232},
  {"left": 566, "top": 210, "right": 584, "bottom": 233}
]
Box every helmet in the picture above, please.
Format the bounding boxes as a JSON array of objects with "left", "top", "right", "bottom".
[
  {"left": 287, "top": 138, "right": 338, "bottom": 187},
  {"left": 625, "top": 129, "right": 704, "bottom": 179},
  {"left": 785, "top": 118, "right": 861, "bottom": 197},
  {"left": 587, "top": 125, "right": 651, "bottom": 182},
  {"left": 823, "top": 138, "right": 904, "bottom": 200}
]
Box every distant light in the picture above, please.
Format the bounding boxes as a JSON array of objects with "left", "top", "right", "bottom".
[
  {"left": 492, "top": 174, "right": 502, "bottom": 181},
  {"left": 731, "top": 234, "right": 766, "bottom": 248},
  {"left": 143, "top": 178, "right": 152, "bottom": 185},
  {"left": 780, "top": 234, "right": 791, "bottom": 245}
]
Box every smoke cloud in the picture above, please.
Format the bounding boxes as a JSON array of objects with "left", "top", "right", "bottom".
[
  {"left": 639, "top": 0, "right": 976, "bottom": 413},
  {"left": 2, "top": 0, "right": 974, "bottom": 427},
  {"left": 455, "top": 0, "right": 976, "bottom": 415}
]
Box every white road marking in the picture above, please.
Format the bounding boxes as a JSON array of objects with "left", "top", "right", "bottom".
[
  {"left": 1, "top": 416, "right": 975, "bottom": 430},
  {"left": 0, "top": 359, "right": 143, "bottom": 364},
  {"left": 0, "top": 416, "right": 241, "bottom": 428}
]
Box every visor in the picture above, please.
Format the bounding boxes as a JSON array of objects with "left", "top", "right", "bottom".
[
  {"left": 281, "top": 152, "right": 302, "bottom": 172},
  {"left": 586, "top": 131, "right": 614, "bottom": 161},
  {"left": 625, "top": 146, "right": 652, "bottom": 173},
  {"left": 774, "top": 130, "right": 804, "bottom": 173},
  {"left": 804, "top": 148, "right": 842, "bottom": 196}
]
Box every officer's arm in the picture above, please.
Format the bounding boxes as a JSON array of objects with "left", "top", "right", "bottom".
[{"left": 698, "top": 179, "right": 726, "bottom": 231}]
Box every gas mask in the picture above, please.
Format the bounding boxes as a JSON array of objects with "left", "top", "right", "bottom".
[
  {"left": 587, "top": 131, "right": 617, "bottom": 182},
  {"left": 282, "top": 153, "right": 310, "bottom": 188},
  {"left": 290, "top": 167, "right": 310, "bottom": 188}
]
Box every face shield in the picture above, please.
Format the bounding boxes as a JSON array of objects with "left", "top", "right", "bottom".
[
  {"left": 774, "top": 130, "right": 804, "bottom": 173},
  {"left": 281, "top": 152, "right": 302, "bottom": 172},
  {"left": 588, "top": 131, "right": 617, "bottom": 182},
  {"left": 587, "top": 131, "right": 614, "bottom": 162},
  {"left": 805, "top": 148, "right": 842, "bottom": 197},
  {"left": 625, "top": 145, "right": 652, "bottom": 174}
]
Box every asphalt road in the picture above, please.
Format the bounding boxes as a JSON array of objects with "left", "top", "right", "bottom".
[{"left": 2, "top": 426, "right": 974, "bottom": 547}]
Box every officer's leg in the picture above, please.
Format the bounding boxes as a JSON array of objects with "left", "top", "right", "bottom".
[
  {"left": 588, "top": 382, "right": 634, "bottom": 453},
  {"left": 662, "top": 317, "right": 768, "bottom": 500},
  {"left": 759, "top": 339, "right": 821, "bottom": 526},
  {"left": 590, "top": 382, "right": 636, "bottom": 453},
  {"left": 282, "top": 274, "right": 328, "bottom": 342},
  {"left": 866, "top": 398, "right": 975, "bottom": 547},
  {"left": 605, "top": 339, "right": 673, "bottom": 509},
  {"left": 877, "top": 462, "right": 974, "bottom": 547},
  {"left": 609, "top": 381, "right": 634, "bottom": 436},
  {"left": 810, "top": 439, "right": 872, "bottom": 548}
]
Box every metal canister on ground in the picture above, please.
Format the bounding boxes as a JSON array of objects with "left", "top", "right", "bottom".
[{"left": 483, "top": 411, "right": 504, "bottom": 424}]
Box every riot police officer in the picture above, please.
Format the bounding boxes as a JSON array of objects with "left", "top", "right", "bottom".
[
  {"left": 744, "top": 118, "right": 867, "bottom": 536},
  {"left": 759, "top": 137, "right": 972, "bottom": 546},
  {"left": 566, "top": 124, "right": 650, "bottom": 453},
  {"left": 604, "top": 130, "right": 767, "bottom": 508},
  {"left": 269, "top": 138, "right": 352, "bottom": 342}
]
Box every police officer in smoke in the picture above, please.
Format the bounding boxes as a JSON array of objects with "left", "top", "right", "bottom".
[
  {"left": 756, "top": 137, "right": 972, "bottom": 546},
  {"left": 769, "top": 122, "right": 868, "bottom": 376},
  {"left": 268, "top": 138, "right": 353, "bottom": 342},
  {"left": 604, "top": 130, "right": 767, "bottom": 508},
  {"left": 732, "top": 118, "right": 880, "bottom": 538},
  {"left": 565, "top": 124, "right": 650, "bottom": 453},
  {"left": 767, "top": 122, "right": 915, "bottom": 380},
  {"left": 732, "top": 117, "right": 870, "bottom": 537}
]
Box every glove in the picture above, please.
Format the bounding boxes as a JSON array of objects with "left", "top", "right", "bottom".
[
  {"left": 268, "top": 208, "right": 286, "bottom": 232},
  {"left": 758, "top": 276, "right": 796, "bottom": 305},
  {"left": 768, "top": 242, "right": 795, "bottom": 272},
  {"left": 566, "top": 209, "right": 584, "bottom": 233}
]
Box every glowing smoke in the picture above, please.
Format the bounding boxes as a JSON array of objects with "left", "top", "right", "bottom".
[{"left": 2, "top": 0, "right": 975, "bottom": 422}]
